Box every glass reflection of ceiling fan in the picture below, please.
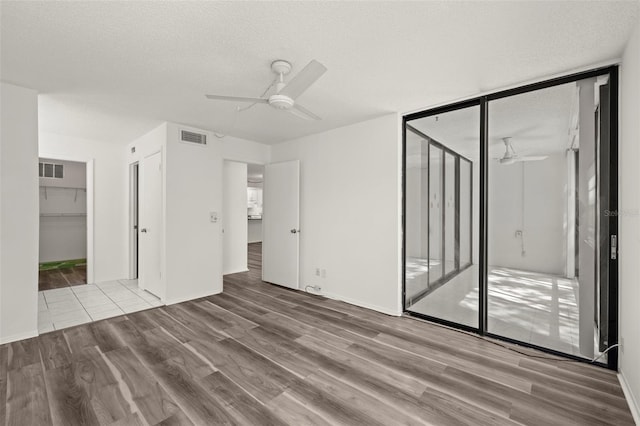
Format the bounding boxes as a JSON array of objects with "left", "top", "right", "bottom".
[{"left": 494, "top": 137, "right": 548, "bottom": 165}]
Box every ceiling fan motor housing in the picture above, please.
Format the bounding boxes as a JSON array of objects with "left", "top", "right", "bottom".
[{"left": 268, "top": 94, "right": 294, "bottom": 110}]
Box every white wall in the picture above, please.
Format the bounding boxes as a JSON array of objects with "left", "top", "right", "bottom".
[
  {"left": 248, "top": 220, "right": 262, "bottom": 243},
  {"left": 40, "top": 132, "right": 127, "bottom": 282},
  {"left": 271, "top": 114, "right": 401, "bottom": 315},
  {"left": 223, "top": 161, "right": 248, "bottom": 274},
  {"left": 39, "top": 159, "right": 87, "bottom": 263},
  {"left": 0, "top": 82, "right": 39, "bottom": 343},
  {"left": 39, "top": 157, "right": 87, "bottom": 188},
  {"left": 164, "top": 123, "right": 223, "bottom": 304},
  {"left": 222, "top": 136, "right": 270, "bottom": 165},
  {"left": 488, "top": 153, "right": 567, "bottom": 275},
  {"left": 619, "top": 15, "right": 640, "bottom": 424}
]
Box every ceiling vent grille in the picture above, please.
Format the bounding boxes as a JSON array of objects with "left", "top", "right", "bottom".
[{"left": 181, "top": 130, "right": 207, "bottom": 145}]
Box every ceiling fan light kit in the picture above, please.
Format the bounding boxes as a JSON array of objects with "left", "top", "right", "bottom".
[{"left": 205, "top": 58, "right": 327, "bottom": 120}]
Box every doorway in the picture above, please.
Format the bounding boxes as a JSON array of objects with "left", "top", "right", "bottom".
[
  {"left": 247, "top": 164, "right": 264, "bottom": 279},
  {"left": 403, "top": 66, "right": 619, "bottom": 369},
  {"left": 38, "top": 158, "right": 88, "bottom": 291}
]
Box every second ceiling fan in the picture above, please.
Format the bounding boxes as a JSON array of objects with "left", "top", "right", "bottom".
[
  {"left": 205, "top": 59, "right": 327, "bottom": 120},
  {"left": 495, "top": 137, "right": 548, "bottom": 165}
]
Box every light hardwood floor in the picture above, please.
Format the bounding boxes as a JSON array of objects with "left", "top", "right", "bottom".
[{"left": 0, "top": 242, "right": 634, "bottom": 425}]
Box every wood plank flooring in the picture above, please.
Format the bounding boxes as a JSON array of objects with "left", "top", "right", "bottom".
[
  {"left": 39, "top": 265, "right": 87, "bottom": 291},
  {"left": 1, "top": 243, "right": 634, "bottom": 425}
]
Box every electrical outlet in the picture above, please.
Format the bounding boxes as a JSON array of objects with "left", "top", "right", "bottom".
[{"left": 321, "top": 269, "right": 326, "bottom": 278}]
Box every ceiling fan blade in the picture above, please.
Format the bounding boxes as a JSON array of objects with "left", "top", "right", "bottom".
[
  {"left": 205, "top": 94, "right": 268, "bottom": 103},
  {"left": 291, "top": 103, "right": 322, "bottom": 120},
  {"left": 516, "top": 156, "right": 548, "bottom": 162},
  {"left": 278, "top": 60, "right": 327, "bottom": 99}
]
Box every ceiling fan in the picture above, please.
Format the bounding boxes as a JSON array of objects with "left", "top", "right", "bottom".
[
  {"left": 205, "top": 59, "right": 327, "bottom": 120},
  {"left": 495, "top": 137, "right": 548, "bottom": 165}
]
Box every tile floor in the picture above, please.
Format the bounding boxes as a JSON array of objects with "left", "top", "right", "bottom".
[{"left": 38, "top": 279, "right": 162, "bottom": 333}]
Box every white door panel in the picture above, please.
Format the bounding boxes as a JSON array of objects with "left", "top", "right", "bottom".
[
  {"left": 140, "top": 151, "right": 163, "bottom": 298},
  {"left": 263, "top": 160, "right": 300, "bottom": 289}
]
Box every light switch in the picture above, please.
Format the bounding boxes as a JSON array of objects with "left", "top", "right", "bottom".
[{"left": 210, "top": 212, "right": 218, "bottom": 223}]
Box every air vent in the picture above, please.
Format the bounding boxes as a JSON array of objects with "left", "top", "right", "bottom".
[
  {"left": 181, "top": 130, "right": 207, "bottom": 145},
  {"left": 39, "top": 162, "right": 63, "bottom": 179}
]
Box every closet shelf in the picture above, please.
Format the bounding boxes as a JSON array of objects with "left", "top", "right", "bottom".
[
  {"left": 40, "top": 186, "right": 86, "bottom": 201},
  {"left": 40, "top": 213, "right": 87, "bottom": 217}
]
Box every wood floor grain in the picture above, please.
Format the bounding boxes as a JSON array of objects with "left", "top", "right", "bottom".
[
  {"left": 1, "top": 242, "right": 634, "bottom": 425},
  {"left": 39, "top": 266, "right": 87, "bottom": 291}
]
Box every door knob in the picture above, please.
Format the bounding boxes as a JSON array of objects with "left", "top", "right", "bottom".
[
  {"left": 141, "top": 228, "right": 148, "bottom": 233},
  {"left": 290, "top": 229, "right": 300, "bottom": 234}
]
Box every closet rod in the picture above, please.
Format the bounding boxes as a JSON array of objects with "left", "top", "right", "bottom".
[
  {"left": 40, "top": 213, "right": 87, "bottom": 217},
  {"left": 40, "top": 186, "right": 86, "bottom": 191}
]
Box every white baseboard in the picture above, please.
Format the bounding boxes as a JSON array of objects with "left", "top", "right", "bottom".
[
  {"left": 164, "top": 289, "right": 222, "bottom": 306},
  {"left": 619, "top": 371, "right": 640, "bottom": 425},
  {"left": 223, "top": 268, "right": 249, "bottom": 275},
  {"left": 317, "top": 290, "right": 401, "bottom": 317},
  {"left": 0, "top": 329, "right": 39, "bottom": 345}
]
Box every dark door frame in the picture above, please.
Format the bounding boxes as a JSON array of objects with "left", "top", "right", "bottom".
[{"left": 401, "top": 65, "right": 619, "bottom": 370}]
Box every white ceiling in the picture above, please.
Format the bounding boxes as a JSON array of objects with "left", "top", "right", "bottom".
[{"left": 1, "top": 1, "right": 638, "bottom": 145}]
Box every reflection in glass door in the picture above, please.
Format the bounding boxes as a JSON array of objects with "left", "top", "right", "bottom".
[
  {"left": 404, "top": 105, "right": 480, "bottom": 329},
  {"left": 486, "top": 74, "right": 614, "bottom": 363}
]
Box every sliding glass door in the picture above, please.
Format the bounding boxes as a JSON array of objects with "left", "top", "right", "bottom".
[
  {"left": 403, "top": 66, "right": 618, "bottom": 368},
  {"left": 404, "top": 104, "right": 480, "bottom": 329}
]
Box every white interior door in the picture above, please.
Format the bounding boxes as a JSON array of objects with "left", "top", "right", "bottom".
[
  {"left": 140, "top": 151, "right": 163, "bottom": 298},
  {"left": 263, "top": 160, "right": 300, "bottom": 289}
]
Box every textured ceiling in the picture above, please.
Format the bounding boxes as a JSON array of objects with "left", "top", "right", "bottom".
[{"left": 1, "top": 1, "right": 638, "bottom": 145}]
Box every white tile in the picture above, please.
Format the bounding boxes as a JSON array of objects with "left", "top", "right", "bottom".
[
  {"left": 71, "top": 285, "right": 102, "bottom": 295},
  {"left": 116, "top": 296, "right": 148, "bottom": 307},
  {"left": 47, "top": 302, "right": 84, "bottom": 315},
  {"left": 85, "top": 303, "right": 120, "bottom": 315},
  {"left": 105, "top": 290, "right": 140, "bottom": 303},
  {"left": 38, "top": 323, "right": 55, "bottom": 333},
  {"left": 51, "top": 309, "right": 90, "bottom": 324},
  {"left": 43, "top": 288, "right": 74, "bottom": 302},
  {"left": 54, "top": 317, "right": 92, "bottom": 330},
  {"left": 140, "top": 292, "right": 161, "bottom": 302},
  {"left": 119, "top": 302, "right": 152, "bottom": 314},
  {"left": 96, "top": 280, "right": 124, "bottom": 289},
  {"left": 89, "top": 307, "right": 125, "bottom": 321},
  {"left": 38, "top": 310, "right": 52, "bottom": 323},
  {"left": 38, "top": 299, "right": 49, "bottom": 312},
  {"left": 119, "top": 279, "right": 138, "bottom": 288},
  {"left": 75, "top": 295, "right": 113, "bottom": 308}
]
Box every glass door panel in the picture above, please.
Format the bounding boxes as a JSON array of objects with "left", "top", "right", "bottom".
[
  {"left": 404, "top": 105, "right": 480, "bottom": 329},
  {"left": 486, "top": 74, "right": 612, "bottom": 362}
]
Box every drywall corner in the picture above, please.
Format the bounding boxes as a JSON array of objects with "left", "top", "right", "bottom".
[
  {"left": 0, "top": 82, "right": 39, "bottom": 342},
  {"left": 164, "top": 123, "right": 224, "bottom": 303},
  {"left": 619, "top": 12, "right": 640, "bottom": 420}
]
